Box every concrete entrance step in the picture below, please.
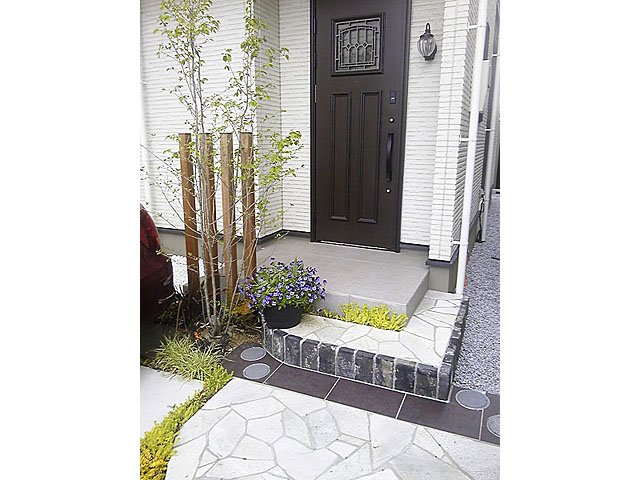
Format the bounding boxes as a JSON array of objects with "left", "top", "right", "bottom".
[
  {"left": 165, "top": 234, "right": 431, "bottom": 317},
  {"left": 256, "top": 236, "right": 431, "bottom": 318}
]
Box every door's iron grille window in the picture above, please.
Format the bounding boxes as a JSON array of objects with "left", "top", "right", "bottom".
[{"left": 333, "top": 16, "right": 383, "bottom": 74}]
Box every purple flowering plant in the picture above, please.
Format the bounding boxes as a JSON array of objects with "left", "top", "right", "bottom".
[{"left": 239, "top": 258, "right": 327, "bottom": 311}]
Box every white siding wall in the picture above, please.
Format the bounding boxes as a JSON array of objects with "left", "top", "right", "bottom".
[
  {"left": 463, "top": 0, "right": 481, "bottom": 242},
  {"left": 490, "top": 41, "right": 500, "bottom": 193},
  {"left": 140, "top": 0, "right": 246, "bottom": 230},
  {"left": 141, "top": 0, "right": 498, "bottom": 252},
  {"left": 255, "top": 0, "right": 284, "bottom": 236},
  {"left": 491, "top": 119, "right": 500, "bottom": 188},
  {"left": 483, "top": 2, "right": 500, "bottom": 200},
  {"left": 401, "top": 0, "right": 446, "bottom": 245},
  {"left": 280, "top": 0, "right": 311, "bottom": 232},
  {"left": 428, "top": 0, "right": 473, "bottom": 260},
  {"left": 428, "top": 0, "right": 497, "bottom": 261},
  {"left": 473, "top": 0, "right": 498, "bottom": 220}
]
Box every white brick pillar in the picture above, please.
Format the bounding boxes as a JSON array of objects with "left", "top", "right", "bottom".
[{"left": 428, "top": 0, "right": 477, "bottom": 262}]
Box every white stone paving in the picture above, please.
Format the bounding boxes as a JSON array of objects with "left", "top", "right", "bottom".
[
  {"left": 283, "top": 290, "right": 462, "bottom": 368},
  {"left": 166, "top": 378, "right": 499, "bottom": 480}
]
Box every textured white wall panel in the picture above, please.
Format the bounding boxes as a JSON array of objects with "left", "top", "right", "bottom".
[
  {"left": 400, "top": 0, "right": 445, "bottom": 245},
  {"left": 141, "top": 0, "right": 497, "bottom": 252},
  {"left": 429, "top": 0, "right": 498, "bottom": 260},
  {"left": 429, "top": 0, "right": 473, "bottom": 260},
  {"left": 255, "top": 0, "right": 284, "bottom": 237},
  {"left": 140, "top": 0, "right": 246, "bottom": 230},
  {"left": 279, "top": 0, "right": 311, "bottom": 233}
]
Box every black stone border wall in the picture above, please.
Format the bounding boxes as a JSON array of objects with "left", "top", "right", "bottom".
[
  {"left": 261, "top": 298, "right": 469, "bottom": 402},
  {"left": 437, "top": 298, "right": 469, "bottom": 400}
]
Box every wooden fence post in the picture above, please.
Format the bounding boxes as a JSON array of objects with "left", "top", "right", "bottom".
[
  {"left": 240, "top": 132, "right": 257, "bottom": 279},
  {"left": 220, "top": 133, "right": 238, "bottom": 303},
  {"left": 179, "top": 133, "right": 200, "bottom": 296},
  {"left": 199, "top": 133, "right": 221, "bottom": 303}
]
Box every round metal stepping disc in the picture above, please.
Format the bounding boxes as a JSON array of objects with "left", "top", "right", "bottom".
[
  {"left": 487, "top": 415, "right": 500, "bottom": 437},
  {"left": 455, "top": 389, "right": 490, "bottom": 410},
  {"left": 242, "top": 363, "right": 271, "bottom": 380},
  {"left": 240, "top": 346, "right": 266, "bottom": 362}
]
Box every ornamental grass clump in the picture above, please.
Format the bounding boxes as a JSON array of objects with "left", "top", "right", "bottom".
[
  {"left": 141, "top": 335, "right": 232, "bottom": 480},
  {"left": 240, "top": 258, "right": 327, "bottom": 311},
  {"left": 152, "top": 335, "right": 223, "bottom": 382}
]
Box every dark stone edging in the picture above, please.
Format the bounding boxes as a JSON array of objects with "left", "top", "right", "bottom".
[
  {"left": 262, "top": 300, "right": 469, "bottom": 402},
  {"left": 437, "top": 298, "right": 469, "bottom": 400}
]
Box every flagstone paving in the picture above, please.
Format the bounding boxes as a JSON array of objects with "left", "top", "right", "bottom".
[
  {"left": 166, "top": 378, "right": 499, "bottom": 480},
  {"left": 283, "top": 290, "right": 463, "bottom": 368}
]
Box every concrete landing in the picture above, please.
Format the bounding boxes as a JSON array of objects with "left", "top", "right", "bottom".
[
  {"left": 257, "top": 236, "right": 430, "bottom": 317},
  {"left": 161, "top": 231, "right": 430, "bottom": 317},
  {"left": 140, "top": 366, "right": 203, "bottom": 436}
]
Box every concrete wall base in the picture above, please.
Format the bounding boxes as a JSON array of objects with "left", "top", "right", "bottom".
[
  {"left": 157, "top": 228, "right": 194, "bottom": 257},
  {"left": 426, "top": 213, "right": 481, "bottom": 293}
]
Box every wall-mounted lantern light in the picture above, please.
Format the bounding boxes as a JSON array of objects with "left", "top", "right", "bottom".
[{"left": 417, "top": 23, "right": 437, "bottom": 61}]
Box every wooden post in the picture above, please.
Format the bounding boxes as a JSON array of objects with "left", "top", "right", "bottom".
[
  {"left": 220, "top": 133, "right": 238, "bottom": 303},
  {"left": 199, "top": 133, "right": 221, "bottom": 303},
  {"left": 240, "top": 132, "right": 257, "bottom": 279},
  {"left": 179, "top": 133, "right": 200, "bottom": 296}
]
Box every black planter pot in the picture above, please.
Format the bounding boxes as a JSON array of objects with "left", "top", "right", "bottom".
[{"left": 263, "top": 306, "right": 303, "bottom": 329}]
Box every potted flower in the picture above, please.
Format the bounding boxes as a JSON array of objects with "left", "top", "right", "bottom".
[{"left": 240, "top": 258, "right": 327, "bottom": 328}]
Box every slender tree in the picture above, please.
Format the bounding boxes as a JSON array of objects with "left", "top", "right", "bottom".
[{"left": 144, "top": 0, "right": 301, "bottom": 337}]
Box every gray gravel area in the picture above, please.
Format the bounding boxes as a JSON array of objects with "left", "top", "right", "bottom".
[{"left": 453, "top": 192, "right": 500, "bottom": 394}]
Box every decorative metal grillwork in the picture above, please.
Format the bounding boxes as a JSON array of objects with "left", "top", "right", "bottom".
[{"left": 333, "top": 16, "right": 383, "bottom": 74}]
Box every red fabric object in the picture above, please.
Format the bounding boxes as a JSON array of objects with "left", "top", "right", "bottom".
[
  {"left": 140, "top": 205, "right": 161, "bottom": 251},
  {"left": 140, "top": 205, "right": 175, "bottom": 323}
]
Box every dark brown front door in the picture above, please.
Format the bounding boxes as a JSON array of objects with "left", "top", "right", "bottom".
[{"left": 312, "top": 0, "right": 409, "bottom": 252}]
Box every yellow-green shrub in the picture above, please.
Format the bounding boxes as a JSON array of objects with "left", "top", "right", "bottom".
[{"left": 339, "top": 303, "right": 407, "bottom": 331}]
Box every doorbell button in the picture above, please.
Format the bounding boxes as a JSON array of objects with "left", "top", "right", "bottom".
[{"left": 389, "top": 117, "right": 395, "bottom": 123}]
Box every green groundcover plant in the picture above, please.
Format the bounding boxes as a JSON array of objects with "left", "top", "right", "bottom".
[
  {"left": 140, "top": 336, "right": 233, "bottom": 480},
  {"left": 318, "top": 303, "right": 408, "bottom": 332}
]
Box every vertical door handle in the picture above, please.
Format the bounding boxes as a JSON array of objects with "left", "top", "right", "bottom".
[{"left": 386, "top": 132, "right": 394, "bottom": 182}]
